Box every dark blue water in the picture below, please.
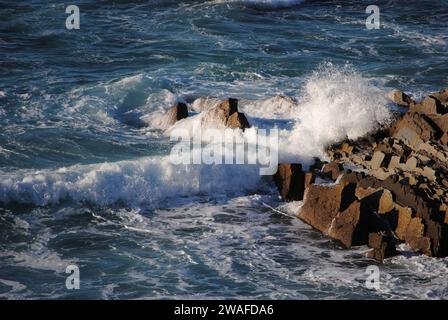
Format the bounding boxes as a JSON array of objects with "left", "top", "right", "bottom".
[{"left": 0, "top": 0, "right": 447, "bottom": 299}]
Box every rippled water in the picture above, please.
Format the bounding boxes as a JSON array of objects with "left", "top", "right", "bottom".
[{"left": 0, "top": 0, "right": 447, "bottom": 299}]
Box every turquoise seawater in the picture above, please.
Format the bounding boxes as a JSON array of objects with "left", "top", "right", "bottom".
[{"left": 0, "top": 0, "right": 447, "bottom": 299}]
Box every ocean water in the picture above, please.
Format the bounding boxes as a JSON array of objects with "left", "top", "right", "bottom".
[{"left": 1, "top": 0, "right": 448, "bottom": 299}]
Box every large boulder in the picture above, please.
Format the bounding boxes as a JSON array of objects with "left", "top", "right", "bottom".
[
  {"left": 392, "top": 90, "right": 415, "bottom": 108},
  {"left": 163, "top": 102, "right": 189, "bottom": 128},
  {"left": 298, "top": 173, "right": 397, "bottom": 261},
  {"left": 201, "top": 98, "right": 250, "bottom": 130},
  {"left": 391, "top": 112, "right": 443, "bottom": 147},
  {"left": 410, "top": 96, "right": 446, "bottom": 115},
  {"left": 298, "top": 182, "right": 347, "bottom": 233},
  {"left": 321, "top": 161, "right": 343, "bottom": 181},
  {"left": 227, "top": 112, "right": 251, "bottom": 130},
  {"left": 273, "top": 163, "right": 314, "bottom": 202},
  {"left": 367, "top": 232, "right": 399, "bottom": 261},
  {"left": 357, "top": 175, "right": 448, "bottom": 257}
]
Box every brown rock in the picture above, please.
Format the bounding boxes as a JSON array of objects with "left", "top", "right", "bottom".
[
  {"left": 328, "top": 196, "right": 393, "bottom": 248},
  {"left": 441, "top": 132, "right": 448, "bottom": 146},
  {"left": 378, "top": 189, "right": 395, "bottom": 214},
  {"left": 431, "top": 88, "right": 448, "bottom": 105},
  {"left": 298, "top": 183, "right": 347, "bottom": 233},
  {"left": 328, "top": 201, "right": 362, "bottom": 247},
  {"left": 370, "top": 151, "right": 385, "bottom": 170},
  {"left": 321, "top": 162, "right": 343, "bottom": 181},
  {"left": 430, "top": 114, "right": 448, "bottom": 132},
  {"left": 341, "top": 142, "right": 354, "bottom": 156},
  {"left": 393, "top": 90, "right": 414, "bottom": 107},
  {"left": 357, "top": 175, "right": 448, "bottom": 257},
  {"left": 391, "top": 112, "right": 443, "bottom": 147},
  {"left": 410, "top": 96, "right": 445, "bottom": 115},
  {"left": 202, "top": 98, "right": 251, "bottom": 130},
  {"left": 226, "top": 112, "right": 251, "bottom": 130},
  {"left": 299, "top": 173, "right": 393, "bottom": 249},
  {"left": 356, "top": 188, "right": 395, "bottom": 214},
  {"left": 273, "top": 164, "right": 314, "bottom": 202},
  {"left": 395, "top": 205, "right": 413, "bottom": 240},
  {"left": 388, "top": 155, "right": 402, "bottom": 171},
  {"left": 217, "top": 98, "right": 238, "bottom": 117},
  {"left": 367, "top": 232, "right": 399, "bottom": 262},
  {"left": 164, "top": 102, "right": 189, "bottom": 127}
]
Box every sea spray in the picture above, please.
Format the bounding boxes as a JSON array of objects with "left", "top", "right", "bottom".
[{"left": 285, "top": 62, "right": 392, "bottom": 162}]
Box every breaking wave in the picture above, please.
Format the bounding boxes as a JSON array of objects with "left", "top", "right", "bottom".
[{"left": 0, "top": 64, "right": 391, "bottom": 208}]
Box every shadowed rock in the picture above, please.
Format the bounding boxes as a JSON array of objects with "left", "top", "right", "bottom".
[
  {"left": 273, "top": 164, "right": 314, "bottom": 201},
  {"left": 392, "top": 90, "right": 415, "bottom": 108},
  {"left": 163, "top": 102, "right": 189, "bottom": 128},
  {"left": 367, "top": 232, "right": 399, "bottom": 261},
  {"left": 202, "top": 98, "right": 250, "bottom": 130}
]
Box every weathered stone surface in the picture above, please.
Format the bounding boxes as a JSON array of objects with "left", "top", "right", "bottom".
[
  {"left": 391, "top": 112, "right": 443, "bottom": 147},
  {"left": 277, "top": 88, "right": 448, "bottom": 261},
  {"left": 327, "top": 200, "right": 362, "bottom": 248},
  {"left": 298, "top": 183, "right": 347, "bottom": 233},
  {"left": 431, "top": 88, "right": 448, "bottom": 105},
  {"left": 395, "top": 205, "right": 413, "bottom": 240},
  {"left": 226, "top": 112, "right": 251, "bottom": 130},
  {"left": 370, "top": 151, "right": 385, "bottom": 170},
  {"left": 367, "top": 232, "right": 399, "bottom": 262},
  {"left": 163, "top": 102, "right": 189, "bottom": 128},
  {"left": 299, "top": 174, "right": 394, "bottom": 250},
  {"left": 357, "top": 175, "right": 448, "bottom": 257},
  {"left": 201, "top": 98, "right": 250, "bottom": 130},
  {"left": 202, "top": 98, "right": 237, "bottom": 127},
  {"left": 321, "top": 162, "right": 342, "bottom": 181},
  {"left": 392, "top": 90, "right": 414, "bottom": 107},
  {"left": 273, "top": 164, "right": 314, "bottom": 202},
  {"left": 410, "top": 96, "right": 445, "bottom": 115}
]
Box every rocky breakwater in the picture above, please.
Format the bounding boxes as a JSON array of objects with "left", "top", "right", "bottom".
[{"left": 274, "top": 88, "right": 448, "bottom": 262}]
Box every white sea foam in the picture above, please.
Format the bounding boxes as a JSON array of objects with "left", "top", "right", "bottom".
[
  {"left": 286, "top": 62, "right": 392, "bottom": 162},
  {"left": 0, "top": 63, "right": 392, "bottom": 207},
  {"left": 0, "top": 156, "right": 265, "bottom": 207}
]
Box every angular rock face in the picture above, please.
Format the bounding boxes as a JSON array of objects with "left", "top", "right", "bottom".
[
  {"left": 321, "top": 161, "right": 343, "bottom": 181},
  {"left": 273, "top": 164, "right": 314, "bottom": 202},
  {"left": 163, "top": 102, "right": 189, "bottom": 128},
  {"left": 227, "top": 112, "right": 251, "bottom": 130},
  {"left": 391, "top": 112, "right": 443, "bottom": 147},
  {"left": 272, "top": 88, "right": 448, "bottom": 262},
  {"left": 299, "top": 173, "right": 396, "bottom": 254},
  {"left": 299, "top": 183, "right": 345, "bottom": 233},
  {"left": 392, "top": 90, "right": 415, "bottom": 108},
  {"left": 202, "top": 98, "right": 250, "bottom": 130},
  {"left": 367, "top": 232, "right": 399, "bottom": 261}
]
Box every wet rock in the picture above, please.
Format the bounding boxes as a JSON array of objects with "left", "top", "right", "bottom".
[
  {"left": 298, "top": 183, "right": 347, "bottom": 233},
  {"left": 163, "top": 102, "right": 189, "bottom": 128},
  {"left": 202, "top": 98, "right": 250, "bottom": 130},
  {"left": 392, "top": 90, "right": 414, "bottom": 107},
  {"left": 281, "top": 88, "right": 448, "bottom": 261},
  {"left": 391, "top": 112, "right": 443, "bottom": 147},
  {"left": 357, "top": 175, "right": 448, "bottom": 257},
  {"left": 367, "top": 232, "right": 399, "bottom": 262},
  {"left": 273, "top": 164, "right": 314, "bottom": 202},
  {"left": 395, "top": 205, "right": 413, "bottom": 240},
  {"left": 370, "top": 151, "right": 385, "bottom": 170},
  {"left": 299, "top": 174, "right": 393, "bottom": 249},
  {"left": 410, "top": 96, "right": 445, "bottom": 115},
  {"left": 321, "top": 161, "right": 343, "bottom": 181},
  {"left": 227, "top": 112, "right": 251, "bottom": 130},
  {"left": 431, "top": 88, "right": 448, "bottom": 105}
]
